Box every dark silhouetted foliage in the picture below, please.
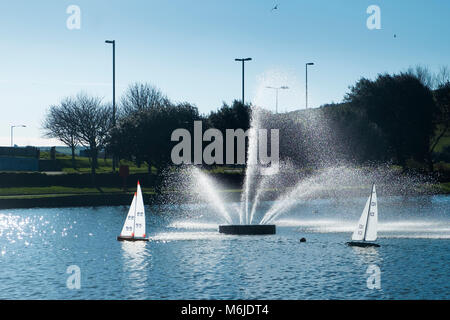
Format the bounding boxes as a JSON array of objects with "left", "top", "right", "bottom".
[{"left": 345, "top": 73, "right": 437, "bottom": 168}]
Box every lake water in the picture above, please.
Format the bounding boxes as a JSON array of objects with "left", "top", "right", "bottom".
[{"left": 0, "top": 195, "right": 449, "bottom": 299}]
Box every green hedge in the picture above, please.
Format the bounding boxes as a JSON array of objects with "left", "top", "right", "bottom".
[{"left": 0, "top": 171, "right": 245, "bottom": 188}]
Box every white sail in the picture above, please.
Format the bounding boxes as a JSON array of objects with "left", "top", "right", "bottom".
[
  {"left": 364, "top": 185, "right": 378, "bottom": 241},
  {"left": 120, "top": 193, "right": 137, "bottom": 237},
  {"left": 134, "top": 182, "right": 146, "bottom": 239},
  {"left": 351, "top": 194, "right": 371, "bottom": 241},
  {"left": 351, "top": 184, "right": 378, "bottom": 242}
]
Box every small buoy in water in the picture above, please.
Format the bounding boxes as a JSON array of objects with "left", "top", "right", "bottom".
[{"left": 300, "top": 237, "right": 306, "bottom": 243}]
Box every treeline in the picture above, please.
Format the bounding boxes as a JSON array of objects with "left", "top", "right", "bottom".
[
  {"left": 43, "top": 82, "right": 251, "bottom": 177},
  {"left": 270, "top": 67, "right": 449, "bottom": 171},
  {"left": 43, "top": 66, "right": 450, "bottom": 179}
]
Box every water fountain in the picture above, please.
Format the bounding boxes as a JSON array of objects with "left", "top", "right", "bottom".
[
  {"left": 162, "top": 105, "right": 435, "bottom": 236},
  {"left": 216, "top": 107, "right": 277, "bottom": 235}
]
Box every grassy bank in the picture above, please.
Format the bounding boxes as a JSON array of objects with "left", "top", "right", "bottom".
[
  {"left": 434, "top": 182, "right": 450, "bottom": 193},
  {"left": 40, "top": 151, "right": 156, "bottom": 174},
  {"left": 0, "top": 186, "right": 156, "bottom": 197},
  {"left": 0, "top": 182, "right": 448, "bottom": 210}
]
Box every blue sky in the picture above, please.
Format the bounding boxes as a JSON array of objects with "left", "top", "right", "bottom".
[{"left": 0, "top": 0, "right": 449, "bottom": 146}]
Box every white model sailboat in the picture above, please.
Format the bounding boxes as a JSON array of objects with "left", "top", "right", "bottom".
[
  {"left": 347, "top": 184, "right": 380, "bottom": 247},
  {"left": 117, "top": 181, "right": 149, "bottom": 242}
]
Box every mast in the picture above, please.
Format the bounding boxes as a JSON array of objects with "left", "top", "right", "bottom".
[
  {"left": 132, "top": 191, "right": 137, "bottom": 238},
  {"left": 363, "top": 184, "right": 375, "bottom": 241}
]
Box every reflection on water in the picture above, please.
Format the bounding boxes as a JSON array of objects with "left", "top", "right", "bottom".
[
  {"left": 274, "top": 218, "right": 450, "bottom": 239},
  {"left": 121, "top": 242, "right": 151, "bottom": 296},
  {"left": 0, "top": 195, "right": 448, "bottom": 299},
  {"left": 350, "top": 246, "right": 382, "bottom": 266}
]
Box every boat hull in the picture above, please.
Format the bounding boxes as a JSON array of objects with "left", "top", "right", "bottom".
[
  {"left": 219, "top": 225, "right": 276, "bottom": 235},
  {"left": 117, "top": 236, "right": 149, "bottom": 242},
  {"left": 346, "top": 241, "right": 380, "bottom": 248}
]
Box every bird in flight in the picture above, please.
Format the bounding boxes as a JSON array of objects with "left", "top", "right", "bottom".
[{"left": 271, "top": 4, "right": 278, "bottom": 11}]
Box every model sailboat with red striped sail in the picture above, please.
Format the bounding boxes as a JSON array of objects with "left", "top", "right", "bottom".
[{"left": 117, "top": 181, "right": 149, "bottom": 242}]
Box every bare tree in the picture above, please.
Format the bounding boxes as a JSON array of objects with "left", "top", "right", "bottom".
[
  {"left": 43, "top": 93, "right": 113, "bottom": 177},
  {"left": 70, "top": 93, "right": 113, "bottom": 176},
  {"left": 406, "top": 65, "right": 436, "bottom": 89},
  {"left": 430, "top": 82, "right": 450, "bottom": 163},
  {"left": 42, "top": 97, "right": 79, "bottom": 168},
  {"left": 120, "top": 82, "right": 170, "bottom": 116},
  {"left": 435, "top": 66, "right": 450, "bottom": 87},
  {"left": 407, "top": 65, "right": 450, "bottom": 90},
  {"left": 406, "top": 65, "right": 450, "bottom": 170}
]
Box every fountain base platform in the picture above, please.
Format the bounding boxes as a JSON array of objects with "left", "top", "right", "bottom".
[{"left": 219, "top": 224, "right": 276, "bottom": 235}]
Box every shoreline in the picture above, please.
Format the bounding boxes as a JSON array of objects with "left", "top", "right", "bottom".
[{"left": 0, "top": 183, "right": 448, "bottom": 209}]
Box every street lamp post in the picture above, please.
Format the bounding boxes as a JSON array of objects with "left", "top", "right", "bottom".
[
  {"left": 305, "top": 62, "right": 314, "bottom": 109},
  {"left": 235, "top": 58, "right": 252, "bottom": 104},
  {"left": 10, "top": 125, "right": 26, "bottom": 147},
  {"left": 105, "top": 40, "right": 116, "bottom": 171},
  {"left": 266, "top": 86, "right": 289, "bottom": 114}
]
